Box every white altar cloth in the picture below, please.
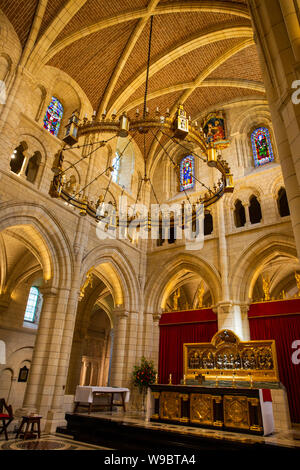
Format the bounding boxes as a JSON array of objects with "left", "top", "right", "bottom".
[
  {"left": 75, "top": 386, "right": 130, "bottom": 404},
  {"left": 259, "top": 389, "right": 274, "bottom": 436}
]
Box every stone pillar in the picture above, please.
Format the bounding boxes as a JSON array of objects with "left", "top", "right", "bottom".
[
  {"left": 109, "top": 309, "right": 128, "bottom": 387},
  {"left": 248, "top": 0, "right": 300, "bottom": 256},
  {"left": 152, "top": 313, "right": 161, "bottom": 372},
  {"left": 107, "top": 329, "right": 114, "bottom": 386},
  {"left": 217, "top": 198, "right": 230, "bottom": 301},
  {"left": 124, "top": 312, "right": 139, "bottom": 383},
  {"left": 216, "top": 303, "right": 250, "bottom": 341},
  {"left": 19, "top": 286, "right": 59, "bottom": 415}
]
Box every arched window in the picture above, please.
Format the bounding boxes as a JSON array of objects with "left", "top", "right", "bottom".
[
  {"left": 24, "top": 287, "right": 39, "bottom": 323},
  {"left": 112, "top": 137, "right": 135, "bottom": 191},
  {"left": 43, "top": 97, "right": 64, "bottom": 137},
  {"left": 277, "top": 187, "right": 290, "bottom": 217},
  {"left": 234, "top": 200, "right": 246, "bottom": 228},
  {"left": 251, "top": 127, "right": 274, "bottom": 167},
  {"left": 249, "top": 195, "right": 262, "bottom": 224},
  {"left": 111, "top": 152, "right": 121, "bottom": 183},
  {"left": 180, "top": 155, "right": 195, "bottom": 191}
]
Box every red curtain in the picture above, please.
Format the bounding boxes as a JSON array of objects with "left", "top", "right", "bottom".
[
  {"left": 158, "top": 309, "right": 217, "bottom": 385},
  {"left": 249, "top": 300, "right": 300, "bottom": 423}
]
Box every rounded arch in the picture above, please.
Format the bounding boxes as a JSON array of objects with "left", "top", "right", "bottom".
[
  {"left": 230, "top": 233, "right": 297, "bottom": 303},
  {"left": 81, "top": 246, "right": 141, "bottom": 312},
  {"left": 0, "top": 203, "right": 73, "bottom": 289},
  {"left": 145, "top": 253, "right": 222, "bottom": 313}
]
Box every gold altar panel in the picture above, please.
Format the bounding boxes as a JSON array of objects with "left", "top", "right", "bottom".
[
  {"left": 223, "top": 395, "right": 250, "bottom": 430},
  {"left": 190, "top": 394, "right": 214, "bottom": 426},
  {"left": 183, "top": 329, "right": 279, "bottom": 383},
  {"left": 159, "top": 392, "right": 181, "bottom": 421}
]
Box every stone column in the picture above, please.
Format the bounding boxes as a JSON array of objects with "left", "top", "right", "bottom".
[
  {"left": 152, "top": 313, "right": 161, "bottom": 372},
  {"left": 248, "top": 0, "right": 300, "bottom": 256},
  {"left": 107, "top": 329, "right": 114, "bottom": 386},
  {"left": 124, "top": 312, "right": 139, "bottom": 383},
  {"left": 19, "top": 286, "right": 59, "bottom": 415},
  {"left": 217, "top": 198, "right": 230, "bottom": 301},
  {"left": 216, "top": 303, "right": 250, "bottom": 341},
  {"left": 109, "top": 309, "right": 128, "bottom": 387}
]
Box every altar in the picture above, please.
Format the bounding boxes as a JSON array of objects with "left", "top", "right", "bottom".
[
  {"left": 74, "top": 386, "right": 130, "bottom": 413},
  {"left": 149, "top": 330, "right": 280, "bottom": 436}
]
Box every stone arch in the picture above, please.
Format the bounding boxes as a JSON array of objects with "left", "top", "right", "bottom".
[
  {"left": 145, "top": 254, "right": 221, "bottom": 314},
  {"left": 228, "top": 184, "right": 264, "bottom": 209},
  {"left": 230, "top": 233, "right": 297, "bottom": 303},
  {"left": 0, "top": 203, "right": 73, "bottom": 290},
  {"left": 0, "top": 52, "right": 12, "bottom": 83},
  {"left": 81, "top": 246, "right": 140, "bottom": 313}
]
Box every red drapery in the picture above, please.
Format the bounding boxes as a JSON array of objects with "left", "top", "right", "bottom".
[
  {"left": 248, "top": 299, "right": 300, "bottom": 423},
  {"left": 158, "top": 309, "right": 218, "bottom": 385}
]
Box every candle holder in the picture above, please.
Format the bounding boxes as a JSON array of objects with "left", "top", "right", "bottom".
[{"left": 168, "top": 374, "right": 172, "bottom": 385}]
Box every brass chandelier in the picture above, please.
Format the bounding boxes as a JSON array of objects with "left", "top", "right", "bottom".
[{"left": 49, "top": 16, "right": 234, "bottom": 229}]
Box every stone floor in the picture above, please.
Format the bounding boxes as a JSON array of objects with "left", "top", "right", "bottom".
[
  {"left": 1, "top": 411, "right": 300, "bottom": 451},
  {"left": 73, "top": 410, "right": 300, "bottom": 450},
  {"left": 0, "top": 433, "right": 112, "bottom": 450}
]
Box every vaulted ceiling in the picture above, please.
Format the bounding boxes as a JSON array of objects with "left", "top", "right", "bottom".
[{"left": 1, "top": 0, "right": 265, "bottom": 123}]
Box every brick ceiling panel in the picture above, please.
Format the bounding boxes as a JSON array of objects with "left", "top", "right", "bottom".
[
  {"left": 112, "top": 11, "right": 251, "bottom": 99},
  {"left": 48, "top": 20, "right": 138, "bottom": 110},
  {"left": 121, "top": 37, "right": 247, "bottom": 112},
  {"left": 0, "top": 0, "right": 39, "bottom": 48},
  {"left": 54, "top": 0, "right": 148, "bottom": 43},
  {"left": 183, "top": 86, "right": 265, "bottom": 118},
  {"left": 37, "top": 0, "right": 67, "bottom": 41},
  {"left": 207, "top": 44, "right": 263, "bottom": 82}
]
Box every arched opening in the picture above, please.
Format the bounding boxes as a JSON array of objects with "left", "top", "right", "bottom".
[
  {"left": 234, "top": 199, "right": 246, "bottom": 228},
  {"left": 249, "top": 195, "right": 262, "bottom": 224},
  {"left": 25, "top": 151, "right": 42, "bottom": 184},
  {"left": 204, "top": 212, "right": 213, "bottom": 236},
  {"left": 277, "top": 187, "right": 290, "bottom": 217},
  {"left": 9, "top": 143, "right": 26, "bottom": 174}
]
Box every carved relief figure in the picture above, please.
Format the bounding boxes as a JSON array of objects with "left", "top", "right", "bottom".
[
  {"left": 262, "top": 275, "right": 271, "bottom": 301},
  {"left": 173, "top": 288, "right": 180, "bottom": 311}
]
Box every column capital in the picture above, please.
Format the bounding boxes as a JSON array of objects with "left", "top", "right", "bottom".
[
  {"left": 213, "top": 301, "right": 233, "bottom": 315},
  {"left": 113, "top": 306, "right": 128, "bottom": 319},
  {"left": 39, "top": 285, "right": 58, "bottom": 297}
]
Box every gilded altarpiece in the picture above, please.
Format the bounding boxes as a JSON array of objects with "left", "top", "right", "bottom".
[
  {"left": 150, "top": 330, "right": 279, "bottom": 435},
  {"left": 183, "top": 329, "right": 279, "bottom": 383}
]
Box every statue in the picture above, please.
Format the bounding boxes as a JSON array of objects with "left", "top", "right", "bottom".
[
  {"left": 196, "top": 281, "right": 205, "bottom": 308},
  {"left": 262, "top": 275, "right": 271, "bottom": 301},
  {"left": 173, "top": 288, "right": 180, "bottom": 311},
  {"left": 52, "top": 146, "right": 65, "bottom": 175},
  {"left": 79, "top": 267, "right": 94, "bottom": 301},
  {"left": 295, "top": 272, "right": 300, "bottom": 297}
]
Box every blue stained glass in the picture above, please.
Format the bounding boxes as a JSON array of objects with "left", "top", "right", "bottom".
[
  {"left": 251, "top": 127, "right": 274, "bottom": 168},
  {"left": 43, "top": 97, "right": 64, "bottom": 137},
  {"left": 180, "top": 155, "right": 195, "bottom": 191},
  {"left": 24, "top": 286, "right": 39, "bottom": 322}
]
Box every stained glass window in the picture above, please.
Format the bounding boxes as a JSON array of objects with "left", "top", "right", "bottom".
[
  {"left": 43, "top": 97, "right": 64, "bottom": 137},
  {"left": 251, "top": 127, "right": 274, "bottom": 168},
  {"left": 180, "top": 155, "right": 195, "bottom": 191},
  {"left": 24, "top": 286, "right": 39, "bottom": 323}
]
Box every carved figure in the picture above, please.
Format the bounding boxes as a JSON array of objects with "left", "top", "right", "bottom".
[{"left": 79, "top": 267, "right": 94, "bottom": 301}]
